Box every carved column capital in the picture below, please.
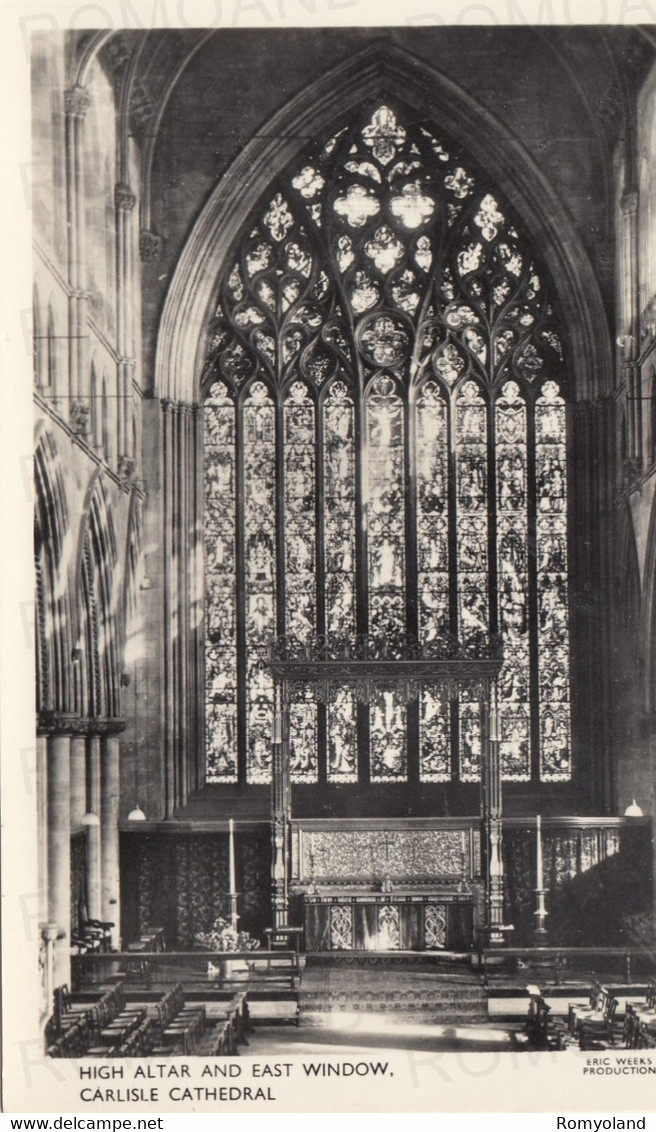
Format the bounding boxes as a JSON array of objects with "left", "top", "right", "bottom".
[
  {"left": 115, "top": 182, "right": 137, "bottom": 212},
  {"left": 40, "top": 921, "right": 60, "bottom": 943},
  {"left": 641, "top": 294, "right": 656, "bottom": 343},
  {"left": 37, "top": 710, "right": 81, "bottom": 736},
  {"left": 64, "top": 84, "right": 91, "bottom": 119},
  {"left": 92, "top": 717, "right": 127, "bottom": 736},
  {"left": 621, "top": 189, "right": 639, "bottom": 217},
  {"left": 70, "top": 400, "right": 90, "bottom": 437},
  {"left": 139, "top": 229, "right": 163, "bottom": 262},
  {"left": 117, "top": 454, "right": 136, "bottom": 486}
]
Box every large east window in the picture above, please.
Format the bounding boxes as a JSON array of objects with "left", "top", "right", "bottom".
[{"left": 203, "top": 103, "right": 571, "bottom": 786}]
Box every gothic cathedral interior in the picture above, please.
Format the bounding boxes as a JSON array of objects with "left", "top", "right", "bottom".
[{"left": 31, "top": 25, "right": 656, "bottom": 1053}]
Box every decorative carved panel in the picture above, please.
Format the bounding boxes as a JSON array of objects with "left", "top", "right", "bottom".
[
  {"left": 424, "top": 903, "right": 447, "bottom": 949},
  {"left": 377, "top": 903, "right": 400, "bottom": 949},
  {"left": 330, "top": 903, "right": 353, "bottom": 949},
  {"left": 300, "top": 828, "right": 471, "bottom": 884}
]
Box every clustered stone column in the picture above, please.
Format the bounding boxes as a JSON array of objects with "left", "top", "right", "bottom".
[
  {"left": 85, "top": 734, "right": 102, "bottom": 922},
  {"left": 115, "top": 181, "right": 137, "bottom": 465},
  {"left": 46, "top": 726, "right": 73, "bottom": 989},
  {"left": 161, "top": 399, "right": 203, "bottom": 815},
  {"left": 64, "top": 84, "right": 90, "bottom": 424},
  {"left": 619, "top": 188, "right": 641, "bottom": 472},
  {"left": 39, "top": 714, "right": 125, "bottom": 995}
]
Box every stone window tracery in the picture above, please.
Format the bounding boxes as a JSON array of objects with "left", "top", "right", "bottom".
[{"left": 203, "top": 102, "right": 571, "bottom": 785}]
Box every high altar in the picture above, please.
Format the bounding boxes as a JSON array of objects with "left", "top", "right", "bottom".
[
  {"left": 291, "top": 820, "right": 480, "bottom": 951},
  {"left": 266, "top": 634, "right": 506, "bottom": 952}
]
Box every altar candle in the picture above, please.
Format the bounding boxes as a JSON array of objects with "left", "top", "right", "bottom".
[
  {"left": 229, "top": 818, "right": 236, "bottom": 894},
  {"left": 536, "top": 814, "right": 543, "bottom": 890}
]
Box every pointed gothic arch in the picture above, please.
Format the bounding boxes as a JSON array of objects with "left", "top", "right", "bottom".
[
  {"left": 34, "top": 432, "right": 74, "bottom": 715},
  {"left": 155, "top": 43, "right": 611, "bottom": 405},
  {"left": 74, "top": 476, "right": 122, "bottom": 721},
  {"left": 199, "top": 93, "right": 574, "bottom": 788}
]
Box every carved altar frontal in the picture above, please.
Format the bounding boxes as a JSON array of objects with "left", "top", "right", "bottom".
[{"left": 303, "top": 892, "right": 474, "bottom": 952}]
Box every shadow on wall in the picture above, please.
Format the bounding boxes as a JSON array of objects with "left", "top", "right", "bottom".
[
  {"left": 503, "top": 825, "right": 652, "bottom": 947},
  {"left": 546, "top": 853, "right": 651, "bottom": 947}
]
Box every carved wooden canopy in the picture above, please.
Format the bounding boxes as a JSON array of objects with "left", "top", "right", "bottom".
[{"left": 267, "top": 634, "right": 503, "bottom": 704}]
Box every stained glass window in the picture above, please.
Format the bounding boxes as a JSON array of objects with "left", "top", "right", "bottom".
[
  {"left": 495, "top": 381, "right": 531, "bottom": 781},
  {"left": 244, "top": 382, "right": 276, "bottom": 783},
  {"left": 323, "top": 381, "right": 356, "bottom": 642},
  {"left": 203, "top": 101, "right": 571, "bottom": 786},
  {"left": 416, "top": 381, "right": 450, "bottom": 781},
  {"left": 284, "top": 382, "right": 318, "bottom": 781},
  {"left": 204, "top": 382, "right": 237, "bottom": 781},
  {"left": 323, "top": 381, "right": 357, "bottom": 782},
  {"left": 536, "top": 381, "right": 571, "bottom": 781},
  {"left": 366, "top": 372, "right": 405, "bottom": 642}
]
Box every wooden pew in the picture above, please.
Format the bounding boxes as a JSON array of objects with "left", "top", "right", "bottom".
[
  {"left": 624, "top": 981, "right": 656, "bottom": 1048},
  {"left": 526, "top": 990, "right": 570, "bottom": 1050},
  {"left": 568, "top": 982, "right": 608, "bottom": 1037},
  {"left": 578, "top": 996, "right": 622, "bottom": 1049}
]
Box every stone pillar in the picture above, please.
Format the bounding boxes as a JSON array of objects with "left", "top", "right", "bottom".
[
  {"left": 178, "top": 406, "right": 189, "bottom": 806},
  {"left": 162, "top": 400, "right": 175, "bottom": 817},
  {"left": 64, "top": 84, "right": 90, "bottom": 414},
  {"left": 69, "top": 734, "right": 86, "bottom": 828},
  {"left": 192, "top": 405, "right": 204, "bottom": 791},
  {"left": 85, "top": 735, "right": 102, "bottom": 922},
  {"left": 620, "top": 188, "right": 641, "bottom": 467},
  {"left": 40, "top": 921, "right": 60, "bottom": 1024},
  {"left": 100, "top": 733, "right": 121, "bottom": 947},
  {"left": 47, "top": 733, "right": 71, "bottom": 989},
  {"left": 37, "top": 735, "right": 48, "bottom": 924},
  {"left": 115, "top": 182, "right": 136, "bottom": 463}
]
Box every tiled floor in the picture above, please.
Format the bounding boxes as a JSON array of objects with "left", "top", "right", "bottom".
[{"left": 243, "top": 1015, "right": 526, "bottom": 1055}]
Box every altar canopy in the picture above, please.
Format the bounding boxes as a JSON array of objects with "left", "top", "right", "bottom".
[{"left": 266, "top": 634, "right": 506, "bottom": 948}]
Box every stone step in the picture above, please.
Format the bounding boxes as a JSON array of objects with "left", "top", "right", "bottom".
[{"left": 299, "top": 958, "right": 488, "bottom": 1026}]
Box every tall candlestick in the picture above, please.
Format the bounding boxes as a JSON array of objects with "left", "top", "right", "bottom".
[
  {"left": 228, "top": 818, "right": 236, "bottom": 894},
  {"left": 534, "top": 814, "right": 548, "bottom": 937}
]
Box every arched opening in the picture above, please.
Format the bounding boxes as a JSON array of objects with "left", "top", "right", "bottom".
[
  {"left": 155, "top": 45, "right": 610, "bottom": 406},
  {"left": 34, "top": 434, "right": 73, "bottom": 715},
  {"left": 76, "top": 484, "right": 121, "bottom": 721},
  {"left": 200, "top": 98, "right": 572, "bottom": 794}
]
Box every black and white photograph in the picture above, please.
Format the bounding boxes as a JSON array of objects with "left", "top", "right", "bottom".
[{"left": 4, "top": 5, "right": 656, "bottom": 1115}]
